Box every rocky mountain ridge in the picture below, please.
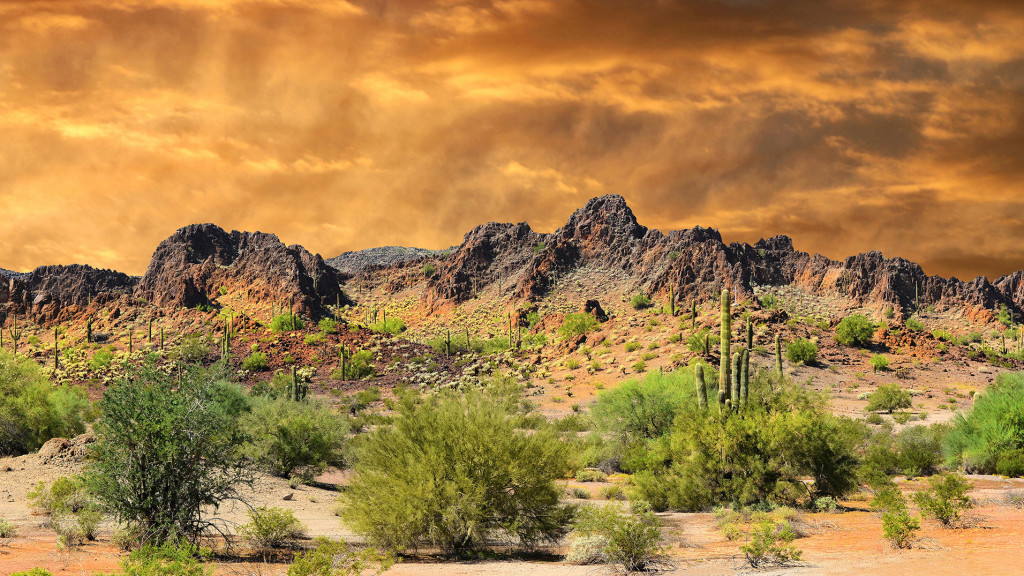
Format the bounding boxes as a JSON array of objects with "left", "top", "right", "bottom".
[{"left": 2, "top": 195, "right": 1022, "bottom": 326}]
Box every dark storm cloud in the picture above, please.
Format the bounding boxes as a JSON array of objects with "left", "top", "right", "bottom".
[{"left": 1, "top": 0, "right": 1023, "bottom": 280}]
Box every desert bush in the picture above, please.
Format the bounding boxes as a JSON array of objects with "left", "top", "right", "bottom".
[
  {"left": 870, "top": 354, "right": 889, "bottom": 372},
  {"left": 565, "top": 358, "right": 581, "bottom": 370},
  {"left": 422, "top": 263, "right": 436, "bottom": 278},
  {"left": 86, "top": 363, "right": 254, "bottom": 545},
  {"left": 568, "top": 504, "right": 668, "bottom": 573},
  {"left": 913, "top": 473, "right": 973, "bottom": 527},
  {"left": 240, "top": 507, "right": 306, "bottom": 549},
  {"left": 89, "top": 348, "right": 115, "bottom": 370},
  {"left": 287, "top": 537, "right": 395, "bottom": 576},
  {"left": 905, "top": 316, "right": 925, "bottom": 332},
  {"left": 0, "top": 517, "right": 18, "bottom": 538},
  {"left": 174, "top": 334, "right": 211, "bottom": 362},
  {"left": 882, "top": 508, "right": 920, "bottom": 549},
  {"left": 240, "top": 397, "right": 347, "bottom": 481},
  {"left": 28, "top": 475, "right": 90, "bottom": 517},
  {"left": 559, "top": 313, "right": 600, "bottom": 340},
  {"left": 866, "top": 383, "right": 912, "bottom": 413},
  {"left": 575, "top": 469, "right": 608, "bottom": 483},
  {"left": 996, "top": 449, "right": 1024, "bottom": 477},
  {"left": 632, "top": 361, "right": 647, "bottom": 373},
  {"left": 741, "top": 520, "right": 802, "bottom": 568},
  {"left": 270, "top": 314, "right": 304, "bottom": 332},
  {"left": 339, "top": 349, "right": 375, "bottom": 380},
  {"left": 241, "top": 352, "right": 270, "bottom": 372},
  {"left": 338, "top": 384, "right": 574, "bottom": 555},
  {"left": 630, "top": 294, "right": 652, "bottom": 310},
  {"left": 96, "top": 542, "right": 214, "bottom": 576},
  {"left": 318, "top": 318, "right": 339, "bottom": 334},
  {"left": 369, "top": 317, "right": 405, "bottom": 335},
  {"left": 11, "top": 570, "right": 53, "bottom": 576},
  {"left": 625, "top": 341, "right": 641, "bottom": 352},
  {"left": 601, "top": 485, "right": 628, "bottom": 501},
  {"left": 0, "top": 350, "right": 90, "bottom": 456},
  {"left": 945, "top": 371, "right": 1024, "bottom": 475},
  {"left": 566, "top": 487, "right": 591, "bottom": 499},
  {"left": 835, "top": 314, "right": 874, "bottom": 347},
  {"left": 686, "top": 328, "right": 712, "bottom": 354},
  {"left": 304, "top": 333, "right": 324, "bottom": 346},
  {"left": 785, "top": 338, "right": 817, "bottom": 365},
  {"left": 630, "top": 376, "right": 861, "bottom": 511}
]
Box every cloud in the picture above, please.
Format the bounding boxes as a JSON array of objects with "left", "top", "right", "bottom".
[{"left": 0, "top": 0, "right": 1023, "bottom": 281}]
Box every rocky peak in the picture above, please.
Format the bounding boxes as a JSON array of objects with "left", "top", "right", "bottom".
[
  {"left": 557, "top": 194, "right": 647, "bottom": 244},
  {"left": 0, "top": 264, "right": 136, "bottom": 325}
]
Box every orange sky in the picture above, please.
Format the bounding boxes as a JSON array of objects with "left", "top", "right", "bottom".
[{"left": 2, "top": 0, "right": 1023, "bottom": 280}]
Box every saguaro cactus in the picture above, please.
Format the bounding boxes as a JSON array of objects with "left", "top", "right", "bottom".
[
  {"left": 731, "top": 351, "right": 742, "bottom": 411},
  {"left": 669, "top": 285, "right": 675, "bottom": 316},
  {"left": 740, "top": 348, "right": 750, "bottom": 408},
  {"left": 86, "top": 318, "right": 93, "bottom": 344},
  {"left": 54, "top": 326, "right": 60, "bottom": 369},
  {"left": 775, "top": 333, "right": 783, "bottom": 379},
  {"left": 691, "top": 301, "right": 697, "bottom": 330},
  {"left": 695, "top": 364, "right": 708, "bottom": 410},
  {"left": 719, "top": 289, "right": 731, "bottom": 404},
  {"left": 746, "top": 318, "right": 753, "bottom": 349},
  {"left": 8, "top": 315, "right": 22, "bottom": 355}
]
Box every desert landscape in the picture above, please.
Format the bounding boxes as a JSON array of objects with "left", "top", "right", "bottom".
[{"left": 3, "top": 1, "right": 1024, "bottom": 575}]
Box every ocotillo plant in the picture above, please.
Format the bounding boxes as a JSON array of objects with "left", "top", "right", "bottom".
[
  {"left": 445, "top": 329, "right": 452, "bottom": 356},
  {"left": 695, "top": 364, "right": 708, "bottom": 410},
  {"left": 719, "top": 289, "right": 731, "bottom": 405},
  {"left": 731, "top": 351, "right": 741, "bottom": 411},
  {"left": 775, "top": 333, "right": 783, "bottom": 379},
  {"left": 740, "top": 348, "right": 750, "bottom": 407},
  {"left": 746, "top": 318, "right": 753, "bottom": 349}
]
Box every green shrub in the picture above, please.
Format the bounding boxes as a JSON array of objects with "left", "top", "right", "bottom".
[
  {"left": 568, "top": 505, "right": 668, "bottom": 572},
  {"left": 241, "top": 352, "right": 270, "bottom": 372},
  {"left": 566, "top": 486, "right": 591, "bottom": 499},
  {"left": 741, "top": 520, "right": 802, "bottom": 568},
  {"left": 565, "top": 358, "right": 580, "bottom": 370},
  {"left": 632, "top": 361, "right": 647, "bottom": 373},
  {"left": 287, "top": 537, "right": 395, "bottom": 576},
  {"left": 785, "top": 338, "right": 817, "bottom": 364},
  {"left": 240, "top": 507, "right": 306, "bottom": 549},
  {"left": 86, "top": 363, "right": 254, "bottom": 545},
  {"left": 304, "top": 333, "right": 324, "bottom": 346},
  {"left": 625, "top": 341, "right": 641, "bottom": 352},
  {"left": 28, "top": 476, "right": 90, "bottom": 517},
  {"left": 913, "top": 473, "right": 973, "bottom": 527},
  {"left": 905, "top": 317, "right": 925, "bottom": 332},
  {"left": 338, "top": 384, "right": 574, "bottom": 555},
  {"left": 945, "top": 372, "right": 1024, "bottom": 475},
  {"left": 0, "top": 517, "right": 18, "bottom": 538},
  {"left": 870, "top": 354, "right": 889, "bottom": 372},
  {"left": 881, "top": 508, "right": 919, "bottom": 549},
  {"left": 98, "top": 543, "right": 214, "bottom": 576},
  {"left": 174, "top": 334, "right": 212, "bottom": 362},
  {"left": 835, "top": 314, "right": 874, "bottom": 347},
  {"left": 686, "top": 328, "right": 711, "bottom": 354},
  {"left": 575, "top": 469, "right": 608, "bottom": 483},
  {"left": 369, "top": 318, "right": 405, "bottom": 335},
  {"left": 866, "top": 384, "right": 912, "bottom": 413},
  {"left": 0, "top": 350, "right": 90, "bottom": 456},
  {"left": 270, "top": 314, "right": 304, "bottom": 332},
  {"left": 996, "top": 448, "right": 1024, "bottom": 477},
  {"left": 337, "top": 349, "right": 375, "bottom": 380},
  {"left": 89, "top": 348, "right": 116, "bottom": 370},
  {"left": 240, "top": 397, "right": 347, "bottom": 481},
  {"left": 11, "top": 571, "right": 53, "bottom": 576},
  {"left": 601, "top": 485, "right": 627, "bottom": 501},
  {"left": 318, "top": 318, "right": 339, "bottom": 334},
  {"left": 630, "top": 294, "right": 652, "bottom": 310},
  {"left": 422, "top": 263, "right": 436, "bottom": 278},
  {"left": 559, "top": 313, "right": 600, "bottom": 340}
]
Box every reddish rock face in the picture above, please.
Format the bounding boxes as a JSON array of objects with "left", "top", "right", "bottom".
[
  {"left": 0, "top": 264, "right": 135, "bottom": 325},
  {"left": 134, "top": 224, "right": 349, "bottom": 319}
]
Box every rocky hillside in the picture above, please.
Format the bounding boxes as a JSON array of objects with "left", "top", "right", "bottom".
[
  {"left": 360, "top": 195, "right": 1024, "bottom": 322},
  {"left": 0, "top": 264, "right": 136, "bottom": 325},
  {"left": 327, "top": 246, "right": 444, "bottom": 275}
]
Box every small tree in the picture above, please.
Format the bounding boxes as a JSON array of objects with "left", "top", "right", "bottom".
[
  {"left": 338, "top": 383, "right": 574, "bottom": 555},
  {"left": 867, "top": 384, "right": 912, "bottom": 414},
  {"left": 85, "top": 363, "right": 254, "bottom": 545},
  {"left": 835, "top": 314, "right": 875, "bottom": 347},
  {"left": 785, "top": 338, "right": 817, "bottom": 365}
]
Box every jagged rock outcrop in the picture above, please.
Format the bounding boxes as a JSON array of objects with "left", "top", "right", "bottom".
[
  {"left": 0, "top": 264, "right": 136, "bottom": 325},
  {"left": 134, "top": 224, "right": 350, "bottom": 318},
  {"left": 327, "top": 246, "right": 443, "bottom": 275}
]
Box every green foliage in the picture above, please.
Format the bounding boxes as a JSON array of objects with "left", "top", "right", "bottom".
[
  {"left": 632, "top": 361, "right": 647, "bottom": 373},
  {"left": 287, "top": 538, "right": 395, "bottom": 576},
  {"left": 89, "top": 348, "right": 116, "bottom": 370},
  {"left": 835, "top": 314, "right": 875, "bottom": 347},
  {"left": 11, "top": 570, "right": 54, "bottom": 576},
  {"left": 559, "top": 313, "right": 600, "bottom": 340},
  {"left": 760, "top": 293, "right": 780, "bottom": 310},
  {"left": 905, "top": 316, "right": 925, "bottom": 332},
  {"left": 422, "top": 263, "right": 436, "bottom": 278},
  {"left": 866, "top": 384, "right": 912, "bottom": 413},
  {"left": 98, "top": 543, "right": 214, "bottom": 576},
  {"left": 741, "top": 520, "right": 802, "bottom": 568},
  {"left": 241, "top": 396, "right": 347, "bottom": 481},
  {"left": 625, "top": 341, "right": 641, "bottom": 352},
  {"left": 785, "top": 338, "right": 817, "bottom": 365},
  {"left": 318, "top": 318, "right": 339, "bottom": 334},
  {"left": 0, "top": 350, "right": 90, "bottom": 456},
  {"left": 338, "top": 385, "right": 573, "bottom": 555},
  {"left": 913, "top": 473, "right": 973, "bottom": 527},
  {"left": 630, "top": 376, "right": 861, "bottom": 511},
  {"left": 240, "top": 507, "right": 306, "bottom": 549},
  {"left": 630, "top": 294, "right": 652, "bottom": 310},
  {"left": 338, "top": 349, "right": 375, "bottom": 380},
  {"left": 241, "top": 352, "right": 270, "bottom": 372},
  {"left": 85, "top": 363, "right": 254, "bottom": 545},
  {"left": 270, "top": 314, "right": 305, "bottom": 332},
  {"left": 369, "top": 318, "right": 405, "bottom": 335},
  {"left": 568, "top": 505, "right": 668, "bottom": 573},
  {"left": 997, "top": 304, "right": 1013, "bottom": 327},
  {"left": 575, "top": 469, "right": 608, "bottom": 483},
  {"left": 862, "top": 424, "right": 947, "bottom": 477},
  {"left": 304, "top": 333, "right": 324, "bottom": 346},
  {"left": 0, "top": 517, "right": 17, "bottom": 538},
  {"left": 945, "top": 371, "right": 1024, "bottom": 475},
  {"left": 881, "top": 508, "right": 920, "bottom": 549},
  {"left": 686, "top": 328, "right": 711, "bottom": 354},
  {"left": 870, "top": 354, "right": 889, "bottom": 372},
  {"left": 174, "top": 334, "right": 211, "bottom": 363}
]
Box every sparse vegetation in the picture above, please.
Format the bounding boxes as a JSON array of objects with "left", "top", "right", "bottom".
[
  {"left": 630, "top": 293, "right": 652, "bottom": 310},
  {"left": 835, "top": 314, "right": 874, "bottom": 347},
  {"left": 785, "top": 338, "right": 817, "bottom": 365},
  {"left": 559, "top": 313, "right": 600, "bottom": 340},
  {"left": 913, "top": 473, "right": 973, "bottom": 527},
  {"left": 867, "top": 383, "right": 912, "bottom": 413},
  {"left": 240, "top": 506, "right": 306, "bottom": 549}
]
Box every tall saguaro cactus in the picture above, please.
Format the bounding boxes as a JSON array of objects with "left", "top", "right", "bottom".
[
  {"left": 775, "top": 333, "right": 783, "bottom": 379},
  {"left": 731, "top": 351, "right": 742, "bottom": 411},
  {"left": 8, "top": 315, "right": 22, "bottom": 355},
  {"left": 746, "top": 318, "right": 753, "bottom": 349},
  {"left": 719, "top": 289, "right": 731, "bottom": 405},
  {"left": 695, "top": 364, "right": 708, "bottom": 410},
  {"left": 740, "top": 348, "right": 750, "bottom": 408}
]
